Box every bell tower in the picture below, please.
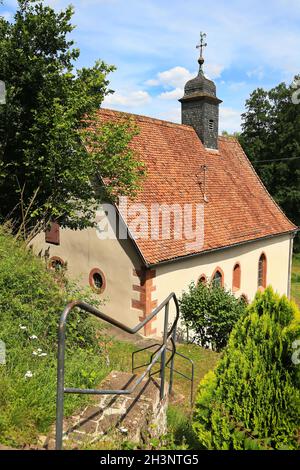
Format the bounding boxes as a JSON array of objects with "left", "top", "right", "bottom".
[{"left": 179, "top": 33, "right": 222, "bottom": 150}]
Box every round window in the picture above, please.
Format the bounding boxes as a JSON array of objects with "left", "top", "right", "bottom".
[
  {"left": 93, "top": 272, "right": 103, "bottom": 289},
  {"left": 89, "top": 268, "right": 106, "bottom": 293},
  {"left": 49, "top": 257, "right": 64, "bottom": 271}
]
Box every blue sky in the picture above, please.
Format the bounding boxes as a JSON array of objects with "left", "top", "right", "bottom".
[{"left": 1, "top": 0, "right": 300, "bottom": 132}]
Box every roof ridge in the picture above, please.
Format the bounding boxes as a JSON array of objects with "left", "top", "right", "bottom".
[
  {"left": 98, "top": 108, "right": 194, "bottom": 131},
  {"left": 218, "top": 135, "right": 238, "bottom": 142}
]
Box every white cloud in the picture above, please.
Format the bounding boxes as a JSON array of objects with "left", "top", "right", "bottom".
[
  {"left": 227, "top": 81, "right": 247, "bottom": 91},
  {"left": 146, "top": 64, "right": 224, "bottom": 90},
  {"left": 103, "top": 90, "right": 151, "bottom": 108},
  {"left": 204, "top": 63, "right": 224, "bottom": 80},
  {"left": 146, "top": 66, "right": 195, "bottom": 89},
  {"left": 247, "top": 67, "right": 265, "bottom": 80},
  {"left": 219, "top": 107, "right": 242, "bottom": 133},
  {"left": 147, "top": 64, "right": 224, "bottom": 104},
  {"left": 155, "top": 106, "right": 181, "bottom": 123},
  {"left": 159, "top": 87, "right": 183, "bottom": 100},
  {"left": 145, "top": 78, "right": 160, "bottom": 86}
]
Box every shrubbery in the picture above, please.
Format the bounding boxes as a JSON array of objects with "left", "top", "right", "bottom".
[
  {"left": 0, "top": 228, "right": 99, "bottom": 351},
  {"left": 180, "top": 282, "right": 246, "bottom": 351},
  {"left": 193, "top": 287, "right": 300, "bottom": 450},
  {"left": 0, "top": 227, "right": 106, "bottom": 447}
]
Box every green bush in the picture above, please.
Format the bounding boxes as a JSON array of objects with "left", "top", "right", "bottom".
[
  {"left": 0, "top": 227, "right": 107, "bottom": 447},
  {"left": 179, "top": 282, "right": 246, "bottom": 351},
  {"left": 193, "top": 287, "right": 300, "bottom": 450}
]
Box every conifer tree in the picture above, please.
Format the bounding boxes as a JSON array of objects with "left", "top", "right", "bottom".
[{"left": 193, "top": 287, "right": 300, "bottom": 449}]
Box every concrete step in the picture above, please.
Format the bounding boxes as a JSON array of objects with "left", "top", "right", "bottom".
[{"left": 45, "top": 371, "right": 168, "bottom": 449}]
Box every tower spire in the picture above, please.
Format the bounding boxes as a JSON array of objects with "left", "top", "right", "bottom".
[{"left": 196, "top": 32, "right": 207, "bottom": 75}]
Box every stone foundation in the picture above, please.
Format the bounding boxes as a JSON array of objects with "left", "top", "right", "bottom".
[{"left": 45, "top": 371, "right": 168, "bottom": 449}]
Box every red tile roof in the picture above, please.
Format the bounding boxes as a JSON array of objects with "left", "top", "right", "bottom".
[{"left": 96, "top": 108, "right": 297, "bottom": 265}]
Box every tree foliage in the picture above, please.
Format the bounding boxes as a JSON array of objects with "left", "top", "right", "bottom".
[
  {"left": 239, "top": 78, "right": 300, "bottom": 249},
  {"left": 193, "top": 287, "right": 300, "bottom": 450},
  {"left": 179, "top": 282, "right": 246, "bottom": 351},
  {"left": 0, "top": 0, "right": 144, "bottom": 240}
]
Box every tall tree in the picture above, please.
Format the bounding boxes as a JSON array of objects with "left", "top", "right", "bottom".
[
  {"left": 239, "top": 78, "right": 300, "bottom": 249},
  {"left": 0, "top": 0, "right": 143, "bottom": 240}
]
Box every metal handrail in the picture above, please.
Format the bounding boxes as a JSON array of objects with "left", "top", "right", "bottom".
[
  {"left": 132, "top": 343, "right": 195, "bottom": 406},
  {"left": 56, "top": 292, "right": 179, "bottom": 450}
]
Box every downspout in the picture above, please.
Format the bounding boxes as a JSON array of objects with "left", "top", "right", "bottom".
[{"left": 287, "top": 233, "right": 295, "bottom": 299}]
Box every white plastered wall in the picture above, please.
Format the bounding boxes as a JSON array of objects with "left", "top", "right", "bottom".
[
  {"left": 31, "top": 220, "right": 143, "bottom": 330},
  {"left": 32, "top": 226, "right": 292, "bottom": 338},
  {"left": 153, "top": 233, "right": 292, "bottom": 336}
]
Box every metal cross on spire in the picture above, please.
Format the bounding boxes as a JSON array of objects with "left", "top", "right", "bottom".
[{"left": 196, "top": 32, "right": 207, "bottom": 74}]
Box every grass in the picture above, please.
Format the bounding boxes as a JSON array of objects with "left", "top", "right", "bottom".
[
  {"left": 0, "top": 227, "right": 219, "bottom": 449},
  {"left": 166, "top": 343, "right": 220, "bottom": 449},
  {"left": 291, "top": 254, "right": 300, "bottom": 307},
  {"left": 172, "top": 343, "right": 220, "bottom": 407}
]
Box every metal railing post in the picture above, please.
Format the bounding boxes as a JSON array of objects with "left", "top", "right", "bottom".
[
  {"left": 56, "top": 321, "right": 66, "bottom": 450},
  {"left": 160, "top": 301, "right": 169, "bottom": 401},
  {"left": 168, "top": 323, "right": 177, "bottom": 395}
]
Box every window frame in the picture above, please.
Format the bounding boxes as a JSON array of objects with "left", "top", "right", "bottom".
[
  {"left": 258, "top": 253, "right": 267, "bottom": 289},
  {"left": 232, "top": 263, "right": 241, "bottom": 292},
  {"left": 211, "top": 267, "right": 224, "bottom": 287},
  {"left": 89, "top": 268, "right": 106, "bottom": 294},
  {"left": 48, "top": 256, "right": 65, "bottom": 271},
  {"left": 197, "top": 274, "right": 207, "bottom": 286}
]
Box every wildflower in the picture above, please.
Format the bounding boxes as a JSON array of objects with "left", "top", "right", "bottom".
[
  {"left": 30, "top": 335, "right": 38, "bottom": 340},
  {"left": 119, "top": 427, "right": 128, "bottom": 434},
  {"left": 24, "top": 371, "right": 33, "bottom": 379},
  {"left": 32, "top": 351, "right": 38, "bottom": 356},
  {"left": 39, "top": 353, "right": 47, "bottom": 357},
  {"left": 37, "top": 348, "right": 42, "bottom": 353},
  {"left": 19, "top": 325, "right": 27, "bottom": 330}
]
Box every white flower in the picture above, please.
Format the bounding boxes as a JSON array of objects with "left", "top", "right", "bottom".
[
  {"left": 30, "top": 335, "right": 38, "bottom": 340},
  {"left": 24, "top": 371, "right": 33, "bottom": 379},
  {"left": 38, "top": 353, "right": 47, "bottom": 357},
  {"left": 37, "top": 348, "right": 42, "bottom": 353},
  {"left": 19, "top": 325, "right": 27, "bottom": 330},
  {"left": 119, "top": 427, "right": 128, "bottom": 434},
  {"left": 32, "top": 351, "right": 38, "bottom": 356}
]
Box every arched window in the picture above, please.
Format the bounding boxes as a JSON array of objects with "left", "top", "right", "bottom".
[
  {"left": 89, "top": 268, "right": 106, "bottom": 294},
  {"left": 212, "top": 268, "right": 224, "bottom": 287},
  {"left": 49, "top": 256, "right": 65, "bottom": 271},
  {"left": 258, "top": 253, "right": 267, "bottom": 289},
  {"left": 232, "top": 263, "right": 241, "bottom": 292},
  {"left": 240, "top": 294, "right": 249, "bottom": 305},
  {"left": 198, "top": 274, "right": 207, "bottom": 286}
]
